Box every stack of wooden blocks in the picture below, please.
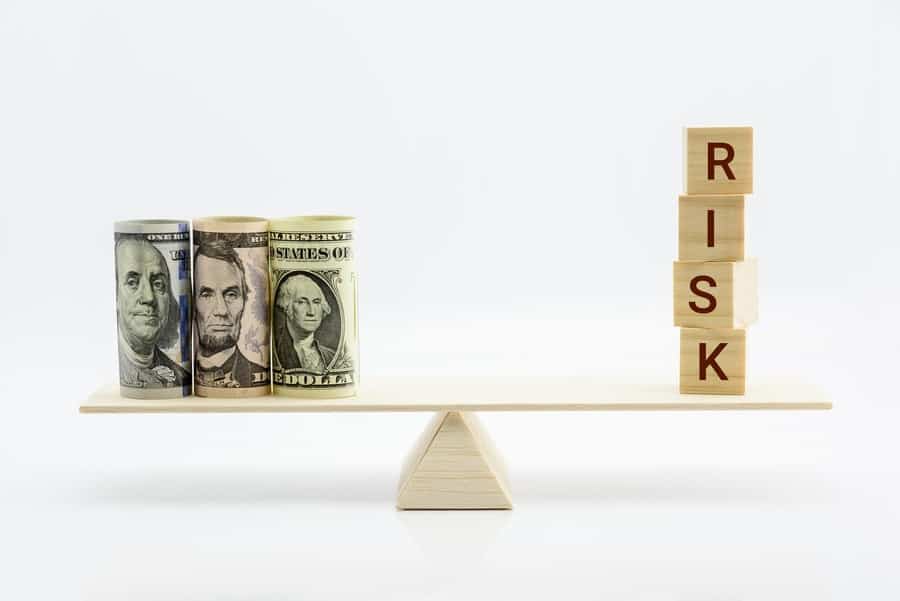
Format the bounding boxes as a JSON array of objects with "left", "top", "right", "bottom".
[{"left": 675, "top": 127, "right": 757, "bottom": 395}]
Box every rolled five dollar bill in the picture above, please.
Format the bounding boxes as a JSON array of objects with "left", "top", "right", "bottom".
[
  {"left": 269, "top": 216, "right": 358, "bottom": 398},
  {"left": 114, "top": 220, "right": 192, "bottom": 399},
  {"left": 193, "top": 217, "right": 271, "bottom": 397}
]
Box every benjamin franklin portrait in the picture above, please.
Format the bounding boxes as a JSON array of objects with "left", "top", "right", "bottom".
[{"left": 115, "top": 237, "right": 189, "bottom": 388}]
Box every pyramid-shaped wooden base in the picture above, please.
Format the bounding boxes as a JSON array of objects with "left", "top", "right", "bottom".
[{"left": 397, "top": 411, "right": 513, "bottom": 510}]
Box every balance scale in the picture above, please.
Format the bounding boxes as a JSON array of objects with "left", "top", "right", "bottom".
[
  {"left": 84, "top": 128, "right": 811, "bottom": 509},
  {"left": 80, "top": 375, "right": 831, "bottom": 510}
]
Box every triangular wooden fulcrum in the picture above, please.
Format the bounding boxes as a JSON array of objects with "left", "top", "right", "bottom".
[{"left": 397, "top": 411, "right": 512, "bottom": 510}]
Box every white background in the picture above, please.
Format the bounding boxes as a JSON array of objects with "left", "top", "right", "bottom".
[{"left": 1, "top": 0, "right": 899, "bottom": 599}]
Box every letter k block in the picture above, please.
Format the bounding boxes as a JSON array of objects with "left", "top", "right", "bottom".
[{"left": 680, "top": 328, "right": 746, "bottom": 395}]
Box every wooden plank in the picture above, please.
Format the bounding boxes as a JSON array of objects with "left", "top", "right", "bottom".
[{"left": 80, "top": 376, "right": 831, "bottom": 413}]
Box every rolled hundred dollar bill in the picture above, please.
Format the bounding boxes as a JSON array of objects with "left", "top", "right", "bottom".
[
  {"left": 114, "top": 220, "right": 192, "bottom": 399},
  {"left": 269, "top": 216, "right": 358, "bottom": 398},
  {"left": 193, "top": 217, "right": 271, "bottom": 397}
]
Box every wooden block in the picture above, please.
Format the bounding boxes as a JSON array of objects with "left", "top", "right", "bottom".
[
  {"left": 684, "top": 127, "right": 753, "bottom": 194},
  {"left": 673, "top": 258, "right": 757, "bottom": 329},
  {"left": 397, "top": 411, "right": 512, "bottom": 510},
  {"left": 680, "top": 328, "right": 746, "bottom": 395},
  {"left": 678, "top": 194, "right": 744, "bottom": 261}
]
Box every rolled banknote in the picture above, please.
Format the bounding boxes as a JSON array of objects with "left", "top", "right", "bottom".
[
  {"left": 269, "top": 216, "right": 358, "bottom": 398},
  {"left": 192, "top": 217, "right": 270, "bottom": 397},
  {"left": 114, "top": 220, "right": 192, "bottom": 399}
]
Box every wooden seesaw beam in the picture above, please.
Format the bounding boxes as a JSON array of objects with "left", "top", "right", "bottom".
[{"left": 80, "top": 375, "right": 831, "bottom": 510}]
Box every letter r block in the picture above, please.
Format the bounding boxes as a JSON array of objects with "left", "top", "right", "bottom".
[
  {"left": 673, "top": 259, "right": 757, "bottom": 328},
  {"left": 680, "top": 328, "right": 746, "bottom": 395},
  {"left": 684, "top": 127, "right": 753, "bottom": 194},
  {"left": 678, "top": 194, "right": 744, "bottom": 261}
]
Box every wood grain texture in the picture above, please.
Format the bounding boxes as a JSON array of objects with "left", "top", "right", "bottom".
[
  {"left": 680, "top": 328, "right": 746, "bottom": 395},
  {"left": 684, "top": 126, "right": 753, "bottom": 194},
  {"left": 678, "top": 194, "right": 745, "bottom": 261},
  {"left": 397, "top": 411, "right": 512, "bottom": 510},
  {"left": 673, "top": 259, "right": 758, "bottom": 329},
  {"left": 80, "top": 375, "right": 830, "bottom": 412}
]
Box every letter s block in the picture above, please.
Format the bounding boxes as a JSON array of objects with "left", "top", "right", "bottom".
[
  {"left": 673, "top": 259, "right": 757, "bottom": 328},
  {"left": 678, "top": 194, "right": 744, "bottom": 261},
  {"left": 684, "top": 127, "right": 753, "bottom": 194},
  {"left": 680, "top": 327, "right": 746, "bottom": 395}
]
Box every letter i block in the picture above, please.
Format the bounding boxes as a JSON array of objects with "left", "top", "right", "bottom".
[
  {"left": 678, "top": 194, "right": 744, "bottom": 261},
  {"left": 680, "top": 328, "right": 746, "bottom": 395},
  {"left": 684, "top": 127, "right": 753, "bottom": 194},
  {"left": 673, "top": 258, "right": 757, "bottom": 328}
]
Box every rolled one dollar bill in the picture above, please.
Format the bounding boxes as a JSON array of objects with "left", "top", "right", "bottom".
[
  {"left": 269, "top": 216, "right": 358, "bottom": 398},
  {"left": 192, "top": 217, "right": 271, "bottom": 397},
  {"left": 114, "top": 220, "right": 192, "bottom": 399}
]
